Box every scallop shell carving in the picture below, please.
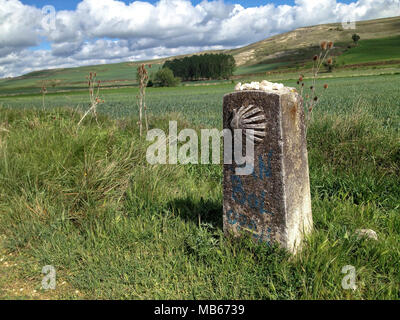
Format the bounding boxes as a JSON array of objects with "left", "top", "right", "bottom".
[{"left": 230, "top": 104, "right": 267, "bottom": 143}]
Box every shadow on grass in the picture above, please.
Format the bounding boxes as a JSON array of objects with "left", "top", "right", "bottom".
[{"left": 167, "top": 197, "right": 223, "bottom": 229}]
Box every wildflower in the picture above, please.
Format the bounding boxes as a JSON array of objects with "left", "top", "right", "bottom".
[
  {"left": 313, "top": 55, "right": 318, "bottom": 61},
  {"left": 328, "top": 41, "right": 334, "bottom": 49},
  {"left": 310, "top": 86, "right": 314, "bottom": 90},
  {"left": 327, "top": 58, "right": 333, "bottom": 65},
  {"left": 324, "top": 84, "right": 328, "bottom": 89},
  {"left": 320, "top": 41, "right": 327, "bottom": 50},
  {"left": 314, "top": 96, "right": 318, "bottom": 102},
  {"left": 299, "top": 76, "right": 303, "bottom": 82}
]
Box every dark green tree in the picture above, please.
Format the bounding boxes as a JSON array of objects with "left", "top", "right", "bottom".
[
  {"left": 153, "top": 67, "right": 180, "bottom": 87},
  {"left": 352, "top": 34, "right": 361, "bottom": 45},
  {"left": 163, "top": 53, "right": 236, "bottom": 81}
]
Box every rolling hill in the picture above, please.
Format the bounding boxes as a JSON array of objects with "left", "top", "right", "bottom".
[{"left": 229, "top": 15, "right": 400, "bottom": 66}]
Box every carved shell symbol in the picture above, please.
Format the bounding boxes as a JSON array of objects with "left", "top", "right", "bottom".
[{"left": 230, "top": 104, "right": 267, "bottom": 143}]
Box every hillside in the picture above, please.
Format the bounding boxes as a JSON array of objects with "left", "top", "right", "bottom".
[
  {"left": 230, "top": 15, "right": 400, "bottom": 66},
  {"left": 0, "top": 16, "right": 399, "bottom": 96}
]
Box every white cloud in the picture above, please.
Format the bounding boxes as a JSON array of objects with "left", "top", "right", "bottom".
[
  {"left": 0, "top": 0, "right": 43, "bottom": 54},
  {"left": 0, "top": 0, "right": 399, "bottom": 77}
]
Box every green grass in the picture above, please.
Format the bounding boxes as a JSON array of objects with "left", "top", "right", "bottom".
[
  {"left": 337, "top": 36, "right": 400, "bottom": 65},
  {"left": 0, "top": 72, "right": 399, "bottom": 299}
]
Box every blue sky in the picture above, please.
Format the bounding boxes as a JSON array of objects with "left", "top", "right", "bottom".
[
  {"left": 1, "top": 0, "right": 399, "bottom": 77},
  {"left": 20, "top": 0, "right": 357, "bottom": 11},
  {"left": 21, "top": 0, "right": 293, "bottom": 10}
]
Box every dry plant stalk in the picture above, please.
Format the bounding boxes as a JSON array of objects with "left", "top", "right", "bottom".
[
  {"left": 298, "top": 41, "right": 334, "bottom": 132},
  {"left": 40, "top": 82, "right": 47, "bottom": 109},
  {"left": 136, "top": 64, "right": 151, "bottom": 136},
  {"left": 77, "top": 72, "right": 104, "bottom": 128}
]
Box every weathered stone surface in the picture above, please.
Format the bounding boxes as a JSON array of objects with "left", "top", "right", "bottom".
[
  {"left": 355, "top": 229, "right": 378, "bottom": 241},
  {"left": 223, "top": 89, "right": 313, "bottom": 253}
]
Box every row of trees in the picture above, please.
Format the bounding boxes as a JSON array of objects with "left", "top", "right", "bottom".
[{"left": 163, "top": 53, "right": 236, "bottom": 81}]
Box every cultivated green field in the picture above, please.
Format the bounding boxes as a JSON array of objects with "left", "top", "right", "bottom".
[
  {"left": 337, "top": 36, "right": 400, "bottom": 65},
  {"left": 0, "top": 63, "right": 163, "bottom": 96},
  {"left": 1, "top": 74, "right": 399, "bottom": 128},
  {"left": 0, "top": 72, "right": 399, "bottom": 299}
]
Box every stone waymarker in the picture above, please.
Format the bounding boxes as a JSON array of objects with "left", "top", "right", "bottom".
[{"left": 223, "top": 81, "right": 313, "bottom": 253}]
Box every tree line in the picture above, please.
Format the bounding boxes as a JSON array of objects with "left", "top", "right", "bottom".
[{"left": 163, "top": 53, "right": 236, "bottom": 81}]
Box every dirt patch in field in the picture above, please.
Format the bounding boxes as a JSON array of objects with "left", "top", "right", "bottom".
[
  {"left": 235, "top": 49, "right": 256, "bottom": 66},
  {"left": 0, "top": 236, "right": 83, "bottom": 300}
]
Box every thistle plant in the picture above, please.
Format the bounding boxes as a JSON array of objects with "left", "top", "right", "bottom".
[
  {"left": 40, "top": 82, "right": 47, "bottom": 109},
  {"left": 77, "top": 72, "right": 104, "bottom": 128},
  {"left": 298, "top": 41, "right": 333, "bottom": 131},
  {"left": 136, "top": 64, "right": 151, "bottom": 137}
]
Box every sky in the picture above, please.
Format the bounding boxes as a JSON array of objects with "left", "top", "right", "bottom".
[
  {"left": 19, "top": 0, "right": 359, "bottom": 10},
  {"left": 0, "top": 0, "right": 399, "bottom": 78}
]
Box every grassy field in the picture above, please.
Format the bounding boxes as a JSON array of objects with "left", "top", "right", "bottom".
[
  {"left": 0, "top": 72, "right": 399, "bottom": 299},
  {"left": 1, "top": 74, "right": 399, "bottom": 128},
  {"left": 337, "top": 36, "right": 400, "bottom": 65},
  {"left": 0, "top": 63, "right": 163, "bottom": 96}
]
